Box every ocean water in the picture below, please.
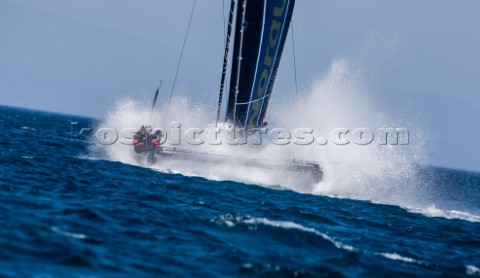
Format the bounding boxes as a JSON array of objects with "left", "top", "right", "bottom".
[{"left": 1, "top": 104, "right": 480, "bottom": 277}]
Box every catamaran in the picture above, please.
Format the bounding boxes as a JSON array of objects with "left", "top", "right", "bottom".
[{"left": 138, "top": 0, "right": 323, "bottom": 184}]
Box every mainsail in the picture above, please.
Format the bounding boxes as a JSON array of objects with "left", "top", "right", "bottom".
[{"left": 224, "top": 0, "right": 295, "bottom": 129}]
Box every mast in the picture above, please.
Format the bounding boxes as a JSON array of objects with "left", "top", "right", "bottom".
[
  {"left": 216, "top": 0, "right": 237, "bottom": 125},
  {"left": 225, "top": 0, "right": 247, "bottom": 125},
  {"left": 231, "top": 0, "right": 247, "bottom": 125}
]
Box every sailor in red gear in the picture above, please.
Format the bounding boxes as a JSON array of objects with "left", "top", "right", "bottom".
[
  {"left": 133, "top": 126, "right": 148, "bottom": 153},
  {"left": 147, "top": 130, "right": 163, "bottom": 150}
]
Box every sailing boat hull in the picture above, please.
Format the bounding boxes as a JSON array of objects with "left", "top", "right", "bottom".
[{"left": 138, "top": 148, "right": 323, "bottom": 185}]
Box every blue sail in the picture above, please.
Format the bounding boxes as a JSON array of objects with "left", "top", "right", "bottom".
[{"left": 225, "top": 0, "right": 295, "bottom": 129}]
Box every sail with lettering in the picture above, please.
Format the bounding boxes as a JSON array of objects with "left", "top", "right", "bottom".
[{"left": 224, "top": 0, "right": 295, "bottom": 129}]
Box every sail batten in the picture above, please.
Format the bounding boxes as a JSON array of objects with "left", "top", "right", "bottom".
[{"left": 225, "top": 0, "right": 295, "bottom": 129}]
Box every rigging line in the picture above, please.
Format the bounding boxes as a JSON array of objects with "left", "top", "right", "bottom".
[
  {"left": 222, "top": 0, "right": 229, "bottom": 116},
  {"left": 216, "top": 0, "right": 236, "bottom": 125},
  {"left": 149, "top": 80, "right": 163, "bottom": 121},
  {"left": 159, "top": 1, "right": 188, "bottom": 89},
  {"left": 162, "top": 0, "right": 197, "bottom": 128},
  {"left": 222, "top": 0, "right": 226, "bottom": 44},
  {"left": 294, "top": 2, "right": 306, "bottom": 95},
  {"left": 290, "top": 21, "right": 300, "bottom": 114},
  {"left": 223, "top": 0, "right": 233, "bottom": 114}
]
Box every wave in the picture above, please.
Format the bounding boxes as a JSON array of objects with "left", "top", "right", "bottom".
[
  {"left": 377, "top": 253, "right": 418, "bottom": 264},
  {"left": 212, "top": 214, "right": 355, "bottom": 252},
  {"left": 467, "top": 265, "right": 480, "bottom": 276},
  {"left": 408, "top": 205, "right": 480, "bottom": 223},
  {"left": 51, "top": 227, "right": 88, "bottom": 240},
  {"left": 212, "top": 214, "right": 440, "bottom": 268}
]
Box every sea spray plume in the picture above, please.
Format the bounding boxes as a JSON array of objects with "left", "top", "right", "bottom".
[
  {"left": 94, "top": 58, "right": 427, "bottom": 197},
  {"left": 92, "top": 60, "right": 480, "bottom": 222},
  {"left": 293, "top": 60, "right": 478, "bottom": 223},
  {"left": 270, "top": 58, "right": 429, "bottom": 205}
]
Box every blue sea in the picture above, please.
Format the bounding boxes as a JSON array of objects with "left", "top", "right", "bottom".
[{"left": 1, "top": 105, "right": 479, "bottom": 277}]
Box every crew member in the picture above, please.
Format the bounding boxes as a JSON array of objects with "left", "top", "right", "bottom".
[
  {"left": 133, "top": 125, "right": 148, "bottom": 153},
  {"left": 147, "top": 130, "right": 163, "bottom": 150}
]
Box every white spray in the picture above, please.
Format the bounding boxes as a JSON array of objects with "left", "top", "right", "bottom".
[{"left": 92, "top": 58, "right": 479, "bottom": 222}]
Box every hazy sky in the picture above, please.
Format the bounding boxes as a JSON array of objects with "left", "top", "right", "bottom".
[{"left": 1, "top": 0, "right": 479, "bottom": 171}]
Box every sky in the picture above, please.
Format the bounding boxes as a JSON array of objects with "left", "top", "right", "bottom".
[{"left": 1, "top": 0, "right": 479, "bottom": 172}]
